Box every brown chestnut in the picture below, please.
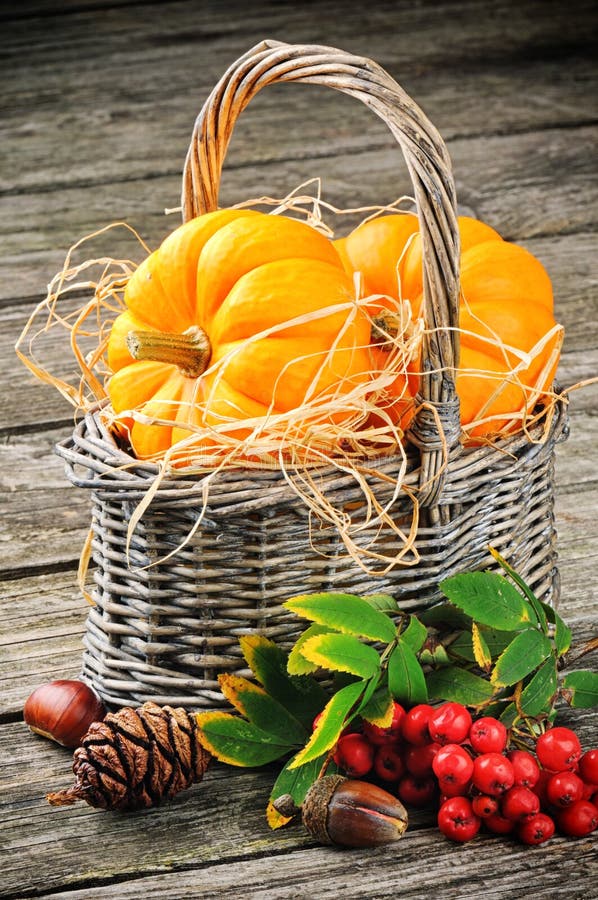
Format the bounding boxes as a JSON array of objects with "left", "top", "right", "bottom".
[{"left": 23, "top": 680, "right": 106, "bottom": 748}]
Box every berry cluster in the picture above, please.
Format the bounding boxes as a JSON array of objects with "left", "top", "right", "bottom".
[{"left": 328, "top": 702, "right": 598, "bottom": 846}]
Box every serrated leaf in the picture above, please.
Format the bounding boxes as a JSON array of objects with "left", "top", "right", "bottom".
[
  {"left": 541, "top": 602, "right": 573, "bottom": 656},
  {"left": 491, "top": 629, "right": 553, "bottom": 688},
  {"left": 519, "top": 658, "right": 558, "bottom": 717},
  {"left": 359, "top": 686, "right": 394, "bottom": 727},
  {"left": 426, "top": 665, "right": 495, "bottom": 706},
  {"left": 363, "top": 593, "right": 400, "bottom": 613},
  {"left": 489, "top": 546, "right": 547, "bottom": 634},
  {"left": 388, "top": 638, "right": 428, "bottom": 705},
  {"left": 472, "top": 622, "right": 493, "bottom": 671},
  {"left": 561, "top": 670, "right": 598, "bottom": 708},
  {"left": 284, "top": 592, "right": 396, "bottom": 643},
  {"left": 195, "top": 711, "right": 295, "bottom": 767},
  {"left": 289, "top": 680, "right": 365, "bottom": 769},
  {"left": 239, "top": 634, "right": 327, "bottom": 729},
  {"left": 300, "top": 632, "right": 381, "bottom": 679},
  {"left": 266, "top": 752, "right": 337, "bottom": 830},
  {"left": 418, "top": 601, "right": 473, "bottom": 630},
  {"left": 401, "top": 615, "right": 428, "bottom": 653},
  {"left": 217, "top": 675, "right": 308, "bottom": 745},
  {"left": 449, "top": 627, "right": 522, "bottom": 664},
  {"left": 287, "top": 624, "right": 332, "bottom": 675},
  {"left": 440, "top": 571, "right": 535, "bottom": 631}
]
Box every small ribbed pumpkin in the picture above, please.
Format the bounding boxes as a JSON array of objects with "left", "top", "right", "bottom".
[
  {"left": 336, "top": 215, "right": 563, "bottom": 440},
  {"left": 107, "top": 210, "right": 375, "bottom": 460}
]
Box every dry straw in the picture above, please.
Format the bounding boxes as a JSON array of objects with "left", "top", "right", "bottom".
[{"left": 16, "top": 40, "right": 571, "bottom": 708}]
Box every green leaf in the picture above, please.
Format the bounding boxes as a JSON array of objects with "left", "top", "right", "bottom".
[
  {"left": 388, "top": 638, "right": 428, "bottom": 705},
  {"left": 426, "top": 665, "right": 495, "bottom": 706},
  {"left": 418, "top": 601, "right": 473, "bottom": 630},
  {"left": 289, "top": 680, "right": 365, "bottom": 769},
  {"left": 519, "top": 658, "right": 558, "bottom": 717},
  {"left": 472, "top": 622, "right": 492, "bottom": 672},
  {"left": 541, "top": 603, "right": 573, "bottom": 656},
  {"left": 217, "top": 675, "right": 308, "bottom": 745},
  {"left": 359, "top": 685, "right": 394, "bottom": 726},
  {"left": 489, "top": 547, "right": 548, "bottom": 634},
  {"left": 267, "top": 751, "right": 337, "bottom": 829},
  {"left": 448, "top": 627, "right": 518, "bottom": 664},
  {"left": 491, "top": 629, "right": 553, "bottom": 688},
  {"left": 440, "top": 571, "right": 536, "bottom": 631},
  {"left": 300, "top": 632, "right": 381, "bottom": 679},
  {"left": 196, "top": 712, "right": 295, "bottom": 767},
  {"left": 239, "top": 635, "right": 327, "bottom": 730},
  {"left": 284, "top": 592, "right": 396, "bottom": 643},
  {"left": 561, "top": 670, "right": 598, "bottom": 708},
  {"left": 363, "top": 593, "right": 399, "bottom": 613},
  {"left": 217, "top": 674, "right": 303, "bottom": 737},
  {"left": 401, "top": 615, "right": 428, "bottom": 653},
  {"left": 287, "top": 624, "right": 332, "bottom": 675}
]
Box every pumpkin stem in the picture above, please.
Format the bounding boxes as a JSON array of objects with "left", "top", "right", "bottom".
[
  {"left": 126, "top": 326, "right": 211, "bottom": 378},
  {"left": 371, "top": 312, "right": 400, "bottom": 348}
]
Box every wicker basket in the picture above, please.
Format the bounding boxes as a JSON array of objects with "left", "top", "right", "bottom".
[{"left": 55, "top": 40, "right": 569, "bottom": 709}]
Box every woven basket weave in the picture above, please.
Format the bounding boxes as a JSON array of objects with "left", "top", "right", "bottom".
[{"left": 56, "top": 40, "right": 569, "bottom": 709}]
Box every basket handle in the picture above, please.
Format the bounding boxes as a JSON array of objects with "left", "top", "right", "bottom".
[{"left": 182, "top": 40, "right": 462, "bottom": 505}]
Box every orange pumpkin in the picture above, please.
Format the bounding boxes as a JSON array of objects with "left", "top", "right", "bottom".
[
  {"left": 337, "top": 214, "right": 562, "bottom": 440},
  {"left": 107, "top": 210, "right": 375, "bottom": 460}
]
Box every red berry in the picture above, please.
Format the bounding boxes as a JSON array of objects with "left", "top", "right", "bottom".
[
  {"left": 373, "top": 745, "right": 405, "bottom": 782},
  {"left": 501, "top": 786, "right": 540, "bottom": 822},
  {"left": 556, "top": 800, "right": 598, "bottom": 837},
  {"left": 469, "top": 717, "right": 508, "bottom": 754},
  {"left": 404, "top": 741, "right": 440, "bottom": 777},
  {"left": 535, "top": 726, "right": 582, "bottom": 772},
  {"left": 432, "top": 744, "right": 474, "bottom": 796},
  {"left": 546, "top": 770, "right": 585, "bottom": 808},
  {"left": 531, "top": 767, "right": 553, "bottom": 807},
  {"left": 517, "top": 812, "right": 555, "bottom": 845},
  {"left": 579, "top": 748, "right": 598, "bottom": 785},
  {"left": 507, "top": 748, "right": 540, "bottom": 788},
  {"left": 362, "top": 702, "right": 405, "bottom": 746},
  {"left": 472, "top": 752, "right": 515, "bottom": 796},
  {"left": 401, "top": 704, "right": 434, "bottom": 746},
  {"left": 437, "top": 796, "right": 481, "bottom": 842},
  {"left": 471, "top": 794, "right": 499, "bottom": 818},
  {"left": 332, "top": 732, "right": 374, "bottom": 777},
  {"left": 484, "top": 811, "right": 516, "bottom": 834},
  {"left": 397, "top": 773, "right": 437, "bottom": 808},
  {"left": 428, "top": 702, "right": 472, "bottom": 746}
]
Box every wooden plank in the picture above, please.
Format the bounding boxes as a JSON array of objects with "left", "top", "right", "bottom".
[{"left": 31, "top": 830, "right": 598, "bottom": 899}]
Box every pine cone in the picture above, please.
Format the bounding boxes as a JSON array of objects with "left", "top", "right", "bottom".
[{"left": 46, "top": 701, "right": 211, "bottom": 811}]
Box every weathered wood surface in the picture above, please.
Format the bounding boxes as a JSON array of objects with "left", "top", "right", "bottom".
[{"left": 1, "top": 1, "right": 597, "bottom": 897}]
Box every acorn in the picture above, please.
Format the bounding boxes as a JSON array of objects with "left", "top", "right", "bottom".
[
  {"left": 274, "top": 774, "right": 409, "bottom": 848},
  {"left": 23, "top": 679, "right": 106, "bottom": 749}
]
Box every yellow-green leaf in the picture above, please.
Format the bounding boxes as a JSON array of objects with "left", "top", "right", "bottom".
[
  {"left": 195, "top": 711, "right": 295, "bottom": 767},
  {"left": 287, "top": 624, "right": 331, "bottom": 675},
  {"left": 300, "top": 632, "right": 380, "bottom": 679},
  {"left": 284, "top": 592, "right": 396, "bottom": 643},
  {"left": 239, "top": 634, "right": 327, "bottom": 729},
  {"left": 359, "top": 686, "right": 394, "bottom": 727},
  {"left": 472, "top": 622, "right": 493, "bottom": 672},
  {"left": 289, "top": 680, "right": 364, "bottom": 769}
]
